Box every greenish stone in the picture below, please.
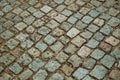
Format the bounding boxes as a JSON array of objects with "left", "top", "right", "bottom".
[
  {"left": 87, "top": 24, "right": 99, "bottom": 32},
  {"left": 62, "top": 9, "right": 72, "bottom": 16},
  {"left": 16, "top": 32, "right": 29, "bottom": 41},
  {"left": 96, "top": 6, "right": 107, "bottom": 13},
  {"left": 29, "top": 58, "right": 45, "bottom": 71},
  {"left": 9, "top": 63, "right": 23, "bottom": 74},
  {"left": 33, "top": 69, "right": 48, "bottom": 80},
  {"left": 19, "top": 69, "right": 33, "bottom": 80},
  {"left": 0, "top": 11, "right": 4, "bottom": 16},
  {"left": 90, "top": 49, "right": 105, "bottom": 60},
  {"left": 93, "top": 32, "right": 104, "bottom": 41},
  {"left": 13, "top": 16, "right": 22, "bottom": 23},
  {"left": 0, "top": 30, "right": 14, "bottom": 40},
  {"left": 54, "top": 0, "right": 64, "bottom": 4},
  {"left": 27, "top": 7, "right": 37, "bottom": 13},
  {"left": 21, "top": 40, "right": 33, "bottom": 49},
  {"left": 107, "top": 17, "right": 120, "bottom": 27},
  {"left": 23, "top": 16, "right": 35, "bottom": 25},
  {"left": 83, "top": 58, "right": 96, "bottom": 69},
  {"left": 44, "top": 35, "right": 56, "bottom": 45},
  {"left": 76, "top": 21, "right": 87, "bottom": 29},
  {"left": 100, "top": 55, "right": 115, "bottom": 69},
  {"left": 90, "top": 65, "right": 108, "bottom": 79},
  {"left": 33, "top": 11, "right": 45, "bottom": 18},
  {"left": 0, "top": 54, "right": 15, "bottom": 66},
  {"left": 100, "top": 24, "right": 113, "bottom": 35},
  {"left": 6, "top": 39, "right": 19, "bottom": 49},
  {"left": 82, "top": 16, "right": 93, "bottom": 24},
  {"left": 80, "top": 31, "right": 93, "bottom": 39},
  {"left": 100, "top": 13, "right": 111, "bottom": 20},
  {"left": 83, "top": 75, "right": 95, "bottom": 80},
  {"left": 88, "top": 10, "right": 100, "bottom": 17},
  {"left": 45, "top": 60, "right": 61, "bottom": 72},
  {"left": 86, "top": 39, "right": 99, "bottom": 48},
  {"left": 60, "top": 22, "right": 72, "bottom": 31},
  {"left": 49, "top": 73, "right": 64, "bottom": 80},
  {"left": 2, "top": 5, "right": 12, "bottom": 12},
  {"left": 73, "top": 12, "right": 83, "bottom": 19},
  {"left": 50, "top": 41, "right": 64, "bottom": 53},
  {"left": 0, "top": 66, "right": 3, "bottom": 73},
  {"left": 38, "top": 26, "right": 51, "bottom": 35},
  {"left": 3, "top": 20, "right": 14, "bottom": 28},
  {"left": 35, "top": 41, "right": 48, "bottom": 52},
  {"left": 67, "top": 16, "right": 77, "bottom": 24},
  {"left": 111, "top": 48, "right": 120, "bottom": 59},
  {"left": 18, "top": 54, "right": 32, "bottom": 65},
  {"left": 73, "top": 67, "right": 89, "bottom": 80},
  {"left": 0, "top": 26, "right": 5, "bottom": 33}
]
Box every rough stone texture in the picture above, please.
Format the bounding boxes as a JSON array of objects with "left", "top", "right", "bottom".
[{"left": 0, "top": 0, "right": 120, "bottom": 80}]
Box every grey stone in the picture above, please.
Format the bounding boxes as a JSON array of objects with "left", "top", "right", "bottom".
[
  {"left": 6, "top": 39, "right": 19, "bottom": 49},
  {"left": 86, "top": 39, "right": 99, "bottom": 48},
  {"left": 49, "top": 73, "right": 64, "bottom": 80}
]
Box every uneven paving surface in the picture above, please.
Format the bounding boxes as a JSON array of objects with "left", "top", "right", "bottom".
[{"left": 0, "top": 0, "right": 120, "bottom": 80}]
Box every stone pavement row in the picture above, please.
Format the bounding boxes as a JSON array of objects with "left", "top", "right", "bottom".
[{"left": 0, "top": 0, "right": 120, "bottom": 80}]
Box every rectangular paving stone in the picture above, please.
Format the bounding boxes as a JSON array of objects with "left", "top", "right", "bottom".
[
  {"left": 0, "top": 26, "right": 6, "bottom": 33},
  {"left": 54, "top": 14, "right": 67, "bottom": 23},
  {"left": 56, "top": 51, "right": 69, "bottom": 63},
  {"left": 68, "top": 54, "right": 82, "bottom": 67},
  {"left": 2, "top": 5, "right": 12, "bottom": 12},
  {"left": 99, "top": 42, "right": 112, "bottom": 52},
  {"left": 67, "top": 28, "right": 80, "bottom": 38},
  {"left": 93, "top": 32, "right": 104, "bottom": 41},
  {"left": 21, "top": 39, "right": 33, "bottom": 49},
  {"left": 29, "top": 58, "right": 45, "bottom": 71},
  {"left": 45, "top": 60, "right": 61, "bottom": 72},
  {"left": 40, "top": 5, "right": 52, "bottom": 13},
  {"left": 0, "top": 54, "right": 15, "bottom": 66},
  {"left": 64, "top": 43, "right": 78, "bottom": 54},
  {"left": 49, "top": 73, "right": 64, "bottom": 80},
  {"left": 62, "top": 9, "right": 73, "bottom": 16},
  {"left": 82, "top": 16, "right": 93, "bottom": 24},
  {"left": 44, "top": 35, "right": 56, "bottom": 45},
  {"left": 83, "top": 58, "right": 96, "bottom": 69},
  {"left": 18, "top": 53, "right": 32, "bottom": 65},
  {"left": 87, "top": 24, "right": 99, "bottom": 32},
  {"left": 33, "top": 69, "right": 48, "bottom": 80},
  {"left": 88, "top": 10, "right": 100, "bottom": 17},
  {"left": 105, "top": 36, "right": 119, "bottom": 46},
  {"left": 47, "top": 20, "right": 60, "bottom": 29},
  {"left": 71, "top": 35, "right": 86, "bottom": 47},
  {"left": 9, "top": 63, "right": 23, "bottom": 74},
  {"left": 76, "top": 21, "right": 87, "bottom": 29},
  {"left": 93, "top": 18, "right": 104, "bottom": 26},
  {"left": 35, "top": 41, "right": 48, "bottom": 52},
  {"left": 38, "top": 26, "right": 51, "bottom": 35},
  {"left": 23, "top": 16, "right": 35, "bottom": 25},
  {"left": 90, "top": 65, "right": 108, "bottom": 79},
  {"left": 67, "top": 16, "right": 78, "bottom": 24},
  {"left": 19, "top": 69, "right": 33, "bottom": 80},
  {"left": 50, "top": 41, "right": 64, "bottom": 53},
  {"left": 100, "top": 55, "right": 115, "bottom": 69},
  {"left": 90, "top": 49, "right": 105, "bottom": 60},
  {"left": 111, "top": 48, "right": 120, "bottom": 59},
  {"left": 0, "top": 30, "right": 14, "bottom": 40},
  {"left": 60, "top": 22, "right": 72, "bottom": 31},
  {"left": 73, "top": 67, "right": 89, "bottom": 80},
  {"left": 6, "top": 39, "right": 19, "bottom": 49},
  {"left": 80, "top": 31, "right": 93, "bottom": 39},
  {"left": 14, "top": 22, "right": 27, "bottom": 31},
  {"left": 33, "top": 11, "right": 45, "bottom": 18},
  {"left": 78, "top": 46, "right": 92, "bottom": 58},
  {"left": 107, "top": 17, "right": 120, "bottom": 27},
  {"left": 100, "top": 24, "right": 113, "bottom": 35},
  {"left": 27, "top": 7, "right": 37, "bottom": 13},
  {"left": 86, "top": 38, "right": 99, "bottom": 48}
]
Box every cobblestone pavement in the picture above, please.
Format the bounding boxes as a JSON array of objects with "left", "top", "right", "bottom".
[{"left": 0, "top": 0, "right": 120, "bottom": 80}]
